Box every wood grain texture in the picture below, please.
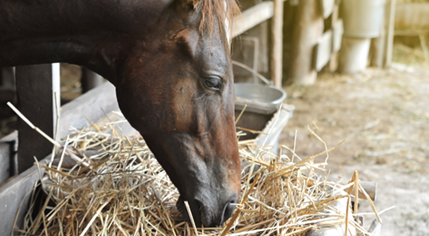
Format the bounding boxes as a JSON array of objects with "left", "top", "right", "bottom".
[
  {"left": 232, "top": 1, "right": 273, "bottom": 37},
  {"left": 15, "top": 64, "right": 58, "bottom": 173},
  {"left": 395, "top": 3, "right": 429, "bottom": 30},
  {"left": 271, "top": 0, "right": 284, "bottom": 87},
  {"left": 289, "top": 0, "right": 323, "bottom": 85},
  {"left": 0, "top": 143, "right": 10, "bottom": 184}
]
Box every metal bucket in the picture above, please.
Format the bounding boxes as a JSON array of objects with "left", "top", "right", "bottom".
[
  {"left": 234, "top": 83, "right": 287, "bottom": 114},
  {"left": 232, "top": 60, "right": 287, "bottom": 114},
  {"left": 232, "top": 60, "right": 290, "bottom": 153},
  {"left": 234, "top": 83, "right": 289, "bottom": 153},
  {"left": 341, "top": 0, "right": 386, "bottom": 38}
]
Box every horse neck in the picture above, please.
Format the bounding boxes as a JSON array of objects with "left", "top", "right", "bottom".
[{"left": 0, "top": 0, "right": 173, "bottom": 84}]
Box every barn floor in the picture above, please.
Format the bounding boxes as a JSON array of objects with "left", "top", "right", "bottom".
[{"left": 280, "top": 64, "right": 429, "bottom": 235}]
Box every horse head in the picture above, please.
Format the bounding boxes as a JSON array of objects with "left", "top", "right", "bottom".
[
  {"left": 115, "top": 0, "right": 241, "bottom": 226},
  {"left": 0, "top": 0, "right": 241, "bottom": 227}
]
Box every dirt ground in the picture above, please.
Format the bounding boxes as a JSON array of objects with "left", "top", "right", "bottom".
[{"left": 279, "top": 64, "right": 429, "bottom": 235}]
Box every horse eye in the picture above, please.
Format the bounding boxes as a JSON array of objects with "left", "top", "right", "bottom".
[{"left": 203, "top": 77, "right": 222, "bottom": 91}]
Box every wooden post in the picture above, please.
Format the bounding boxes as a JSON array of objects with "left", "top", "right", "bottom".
[
  {"left": 370, "top": 16, "right": 386, "bottom": 68},
  {"left": 271, "top": 0, "right": 284, "bottom": 87},
  {"left": 0, "top": 67, "right": 14, "bottom": 88},
  {"left": 289, "top": 0, "right": 324, "bottom": 85},
  {"left": 0, "top": 67, "right": 15, "bottom": 104},
  {"left": 15, "top": 64, "right": 60, "bottom": 173},
  {"left": 329, "top": 5, "right": 340, "bottom": 72},
  {"left": 385, "top": 0, "right": 396, "bottom": 67}
]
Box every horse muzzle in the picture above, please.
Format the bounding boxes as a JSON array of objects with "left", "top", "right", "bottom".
[{"left": 177, "top": 192, "right": 238, "bottom": 227}]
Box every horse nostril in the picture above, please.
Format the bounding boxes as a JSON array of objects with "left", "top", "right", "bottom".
[{"left": 220, "top": 196, "right": 238, "bottom": 225}]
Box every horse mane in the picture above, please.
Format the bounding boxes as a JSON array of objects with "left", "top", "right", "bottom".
[{"left": 186, "top": 0, "right": 240, "bottom": 51}]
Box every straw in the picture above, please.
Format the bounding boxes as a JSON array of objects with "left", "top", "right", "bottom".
[{"left": 16, "top": 110, "right": 381, "bottom": 236}]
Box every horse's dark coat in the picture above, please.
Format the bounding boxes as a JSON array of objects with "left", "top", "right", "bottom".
[{"left": 0, "top": 0, "right": 240, "bottom": 226}]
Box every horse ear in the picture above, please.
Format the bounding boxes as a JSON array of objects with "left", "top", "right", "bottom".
[{"left": 175, "top": 0, "right": 200, "bottom": 27}]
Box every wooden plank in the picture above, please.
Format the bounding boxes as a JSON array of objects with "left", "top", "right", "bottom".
[
  {"left": 395, "top": 3, "right": 429, "bottom": 30},
  {"left": 315, "top": 30, "right": 333, "bottom": 71},
  {"left": 15, "top": 64, "right": 60, "bottom": 173},
  {"left": 0, "top": 82, "right": 130, "bottom": 236},
  {"left": 232, "top": 1, "right": 273, "bottom": 37},
  {"left": 370, "top": 16, "right": 386, "bottom": 68},
  {"left": 0, "top": 156, "right": 46, "bottom": 236},
  {"left": 321, "top": 0, "right": 335, "bottom": 19},
  {"left": 271, "top": 0, "right": 284, "bottom": 87},
  {"left": 385, "top": 0, "right": 396, "bottom": 68},
  {"left": 332, "top": 19, "right": 343, "bottom": 53},
  {"left": 329, "top": 5, "right": 341, "bottom": 72},
  {"left": 0, "top": 143, "right": 10, "bottom": 184},
  {"left": 0, "top": 67, "right": 15, "bottom": 116},
  {"left": 0, "top": 131, "right": 18, "bottom": 176}
]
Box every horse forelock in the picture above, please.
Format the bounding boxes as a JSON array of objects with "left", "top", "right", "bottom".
[{"left": 186, "top": 0, "right": 240, "bottom": 52}]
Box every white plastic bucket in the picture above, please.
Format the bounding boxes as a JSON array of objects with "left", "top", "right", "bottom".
[{"left": 341, "top": 0, "right": 386, "bottom": 38}]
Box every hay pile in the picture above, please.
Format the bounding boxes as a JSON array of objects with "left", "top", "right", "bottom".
[{"left": 15, "top": 113, "right": 380, "bottom": 236}]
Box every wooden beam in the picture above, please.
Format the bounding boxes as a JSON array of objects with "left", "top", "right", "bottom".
[
  {"left": 15, "top": 64, "right": 60, "bottom": 173},
  {"left": 315, "top": 30, "right": 333, "bottom": 71},
  {"left": 370, "top": 16, "right": 386, "bottom": 68},
  {"left": 0, "top": 156, "right": 43, "bottom": 236},
  {"left": 232, "top": 1, "right": 273, "bottom": 38},
  {"left": 385, "top": 0, "right": 396, "bottom": 68},
  {"left": 321, "top": 0, "right": 335, "bottom": 19},
  {"left": 329, "top": 5, "right": 342, "bottom": 72},
  {"left": 271, "top": 0, "right": 284, "bottom": 87},
  {"left": 0, "top": 131, "right": 18, "bottom": 178},
  {"left": 395, "top": 3, "right": 429, "bottom": 30},
  {"left": 289, "top": 0, "right": 324, "bottom": 85},
  {"left": 0, "top": 67, "right": 15, "bottom": 106}
]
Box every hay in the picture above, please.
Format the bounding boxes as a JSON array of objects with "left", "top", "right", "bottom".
[{"left": 15, "top": 112, "right": 379, "bottom": 236}]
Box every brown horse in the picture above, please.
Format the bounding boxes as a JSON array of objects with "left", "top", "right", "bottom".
[{"left": 0, "top": 0, "right": 241, "bottom": 227}]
